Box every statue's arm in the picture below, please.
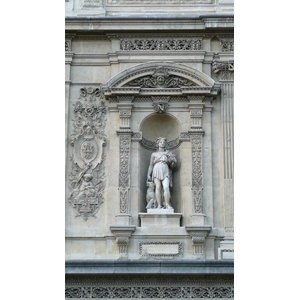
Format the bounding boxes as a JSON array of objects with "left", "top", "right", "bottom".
[{"left": 147, "top": 153, "right": 154, "bottom": 181}]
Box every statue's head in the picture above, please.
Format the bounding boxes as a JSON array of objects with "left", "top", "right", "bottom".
[{"left": 156, "top": 137, "right": 167, "bottom": 149}]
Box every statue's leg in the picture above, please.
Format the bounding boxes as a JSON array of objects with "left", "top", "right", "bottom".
[
  {"left": 154, "top": 178, "right": 162, "bottom": 208},
  {"left": 162, "top": 178, "right": 172, "bottom": 208}
]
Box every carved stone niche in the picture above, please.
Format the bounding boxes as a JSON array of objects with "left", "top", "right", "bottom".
[{"left": 103, "top": 62, "right": 219, "bottom": 243}]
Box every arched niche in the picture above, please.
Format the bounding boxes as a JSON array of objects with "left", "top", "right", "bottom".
[
  {"left": 138, "top": 113, "right": 181, "bottom": 213},
  {"left": 102, "top": 61, "right": 220, "bottom": 222}
]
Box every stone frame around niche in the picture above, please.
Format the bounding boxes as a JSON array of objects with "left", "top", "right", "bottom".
[{"left": 103, "top": 61, "right": 220, "bottom": 258}]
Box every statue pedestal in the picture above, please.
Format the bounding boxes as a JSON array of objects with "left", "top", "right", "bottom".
[
  {"left": 139, "top": 212, "right": 182, "bottom": 227},
  {"left": 147, "top": 208, "right": 174, "bottom": 214}
]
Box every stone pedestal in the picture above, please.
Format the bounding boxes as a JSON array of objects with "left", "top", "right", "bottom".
[
  {"left": 147, "top": 208, "right": 174, "bottom": 214},
  {"left": 139, "top": 212, "right": 182, "bottom": 227}
]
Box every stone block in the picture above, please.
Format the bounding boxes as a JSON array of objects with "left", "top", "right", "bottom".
[{"left": 139, "top": 213, "right": 182, "bottom": 227}]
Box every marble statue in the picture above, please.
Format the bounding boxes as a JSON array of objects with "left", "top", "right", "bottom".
[{"left": 147, "top": 137, "right": 177, "bottom": 209}]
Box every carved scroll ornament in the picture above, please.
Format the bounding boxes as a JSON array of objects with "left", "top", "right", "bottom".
[
  {"left": 69, "top": 88, "right": 107, "bottom": 221},
  {"left": 125, "top": 67, "right": 196, "bottom": 89},
  {"left": 212, "top": 61, "right": 234, "bottom": 81}
]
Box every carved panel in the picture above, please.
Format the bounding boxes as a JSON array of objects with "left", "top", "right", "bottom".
[
  {"left": 118, "top": 134, "right": 131, "bottom": 213},
  {"left": 83, "top": 0, "right": 101, "bottom": 7},
  {"left": 65, "top": 286, "right": 233, "bottom": 298},
  {"left": 120, "top": 37, "right": 202, "bottom": 51},
  {"left": 220, "top": 39, "right": 234, "bottom": 52},
  {"left": 139, "top": 242, "right": 183, "bottom": 259},
  {"left": 68, "top": 88, "right": 107, "bottom": 221},
  {"left": 190, "top": 134, "right": 203, "bottom": 213}
]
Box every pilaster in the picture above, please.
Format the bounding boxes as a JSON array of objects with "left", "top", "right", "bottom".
[
  {"left": 115, "top": 97, "right": 134, "bottom": 223},
  {"left": 213, "top": 60, "right": 234, "bottom": 258}
]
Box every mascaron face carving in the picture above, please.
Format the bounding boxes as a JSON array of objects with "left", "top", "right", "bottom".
[{"left": 126, "top": 66, "right": 196, "bottom": 89}]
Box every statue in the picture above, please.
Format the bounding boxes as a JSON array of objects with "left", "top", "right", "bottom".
[{"left": 147, "top": 137, "right": 177, "bottom": 209}]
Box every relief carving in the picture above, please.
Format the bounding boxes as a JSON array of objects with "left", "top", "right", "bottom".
[
  {"left": 212, "top": 61, "right": 234, "bottom": 81},
  {"left": 68, "top": 88, "right": 107, "bottom": 221},
  {"left": 152, "top": 96, "right": 169, "bottom": 113},
  {"left": 118, "top": 134, "right": 131, "bottom": 213},
  {"left": 65, "top": 286, "right": 233, "bottom": 298},
  {"left": 190, "top": 134, "right": 203, "bottom": 213},
  {"left": 65, "top": 40, "right": 71, "bottom": 52},
  {"left": 125, "top": 67, "right": 196, "bottom": 89},
  {"left": 139, "top": 242, "right": 183, "bottom": 259},
  {"left": 120, "top": 38, "right": 202, "bottom": 51},
  {"left": 220, "top": 39, "right": 234, "bottom": 52}
]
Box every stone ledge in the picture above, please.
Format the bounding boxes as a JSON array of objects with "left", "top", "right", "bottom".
[{"left": 65, "top": 259, "right": 234, "bottom": 274}]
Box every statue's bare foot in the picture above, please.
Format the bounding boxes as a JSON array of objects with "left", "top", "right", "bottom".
[
  {"left": 157, "top": 205, "right": 162, "bottom": 209},
  {"left": 166, "top": 204, "right": 173, "bottom": 209}
]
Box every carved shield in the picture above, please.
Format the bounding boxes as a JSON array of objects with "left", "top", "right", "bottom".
[{"left": 73, "top": 135, "right": 105, "bottom": 170}]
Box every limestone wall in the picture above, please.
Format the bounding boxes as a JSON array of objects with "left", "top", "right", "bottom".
[{"left": 65, "top": 9, "right": 234, "bottom": 262}]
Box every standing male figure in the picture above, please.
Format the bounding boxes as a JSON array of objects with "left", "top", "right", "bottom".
[{"left": 147, "top": 137, "right": 177, "bottom": 209}]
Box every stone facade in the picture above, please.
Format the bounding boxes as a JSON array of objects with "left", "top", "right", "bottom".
[{"left": 65, "top": 1, "right": 234, "bottom": 298}]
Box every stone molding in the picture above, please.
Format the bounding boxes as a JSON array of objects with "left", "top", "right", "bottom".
[
  {"left": 139, "top": 241, "right": 183, "bottom": 259},
  {"left": 103, "top": 62, "right": 217, "bottom": 97},
  {"left": 65, "top": 259, "right": 234, "bottom": 274}
]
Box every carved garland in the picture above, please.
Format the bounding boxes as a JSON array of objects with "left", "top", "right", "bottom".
[
  {"left": 68, "top": 88, "right": 107, "bottom": 221},
  {"left": 65, "top": 286, "right": 233, "bottom": 298}
]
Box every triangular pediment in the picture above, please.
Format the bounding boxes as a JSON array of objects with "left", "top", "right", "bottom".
[{"left": 103, "top": 62, "right": 219, "bottom": 96}]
